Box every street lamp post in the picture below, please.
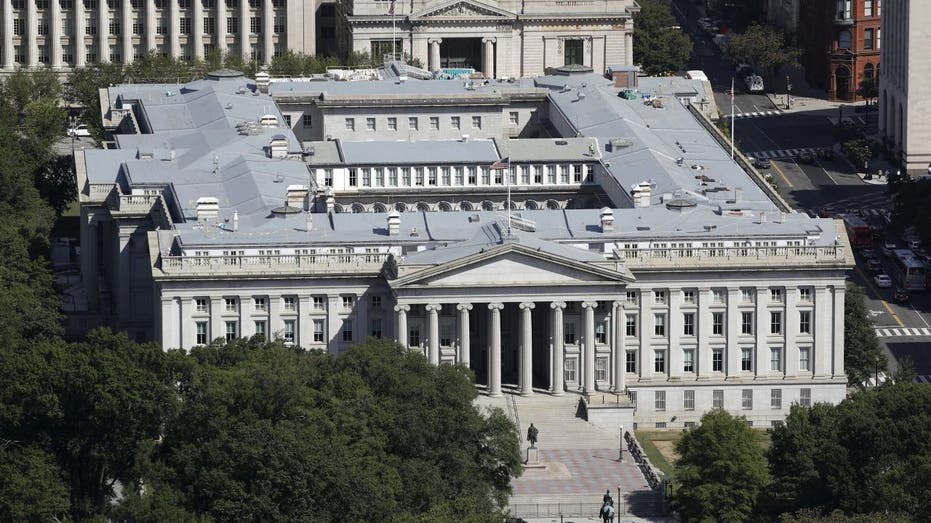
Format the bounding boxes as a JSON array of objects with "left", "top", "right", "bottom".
[{"left": 785, "top": 75, "right": 792, "bottom": 109}]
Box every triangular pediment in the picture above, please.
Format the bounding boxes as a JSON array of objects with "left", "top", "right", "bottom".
[
  {"left": 390, "top": 243, "right": 633, "bottom": 289},
  {"left": 410, "top": 0, "right": 517, "bottom": 20}
]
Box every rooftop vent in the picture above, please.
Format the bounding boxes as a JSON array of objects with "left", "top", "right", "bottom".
[
  {"left": 268, "top": 134, "right": 289, "bottom": 159},
  {"left": 468, "top": 214, "right": 481, "bottom": 223},
  {"left": 254, "top": 71, "right": 270, "bottom": 93},
  {"left": 630, "top": 181, "right": 653, "bottom": 208},
  {"left": 600, "top": 207, "right": 615, "bottom": 232},
  {"left": 555, "top": 140, "right": 568, "bottom": 145},
  {"left": 287, "top": 184, "right": 309, "bottom": 210},
  {"left": 608, "top": 138, "right": 634, "bottom": 151},
  {"left": 387, "top": 210, "right": 400, "bottom": 236},
  {"left": 270, "top": 204, "right": 302, "bottom": 218},
  {"left": 195, "top": 197, "right": 219, "bottom": 222},
  {"left": 410, "top": 227, "right": 420, "bottom": 238},
  {"left": 665, "top": 198, "right": 698, "bottom": 213},
  {"left": 259, "top": 114, "right": 278, "bottom": 128}
]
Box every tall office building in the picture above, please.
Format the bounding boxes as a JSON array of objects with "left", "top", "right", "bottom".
[{"left": 879, "top": 0, "right": 931, "bottom": 174}]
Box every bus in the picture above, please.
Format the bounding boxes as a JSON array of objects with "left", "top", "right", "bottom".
[
  {"left": 891, "top": 249, "right": 927, "bottom": 290},
  {"left": 842, "top": 214, "right": 873, "bottom": 249}
]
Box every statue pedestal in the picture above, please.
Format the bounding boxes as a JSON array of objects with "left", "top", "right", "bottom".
[{"left": 525, "top": 447, "right": 545, "bottom": 469}]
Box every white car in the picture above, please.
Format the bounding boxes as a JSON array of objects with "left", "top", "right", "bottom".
[
  {"left": 744, "top": 74, "right": 764, "bottom": 93},
  {"left": 70, "top": 124, "right": 91, "bottom": 138},
  {"left": 874, "top": 274, "right": 893, "bottom": 288}
]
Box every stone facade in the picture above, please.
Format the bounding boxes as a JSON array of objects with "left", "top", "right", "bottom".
[
  {"left": 338, "top": 0, "right": 638, "bottom": 78},
  {"left": 878, "top": 0, "right": 931, "bottom": 174}
]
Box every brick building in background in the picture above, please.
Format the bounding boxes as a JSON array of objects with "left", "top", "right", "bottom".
[{"left": 797, "top": 0, "right": 881, "bottom": 101}]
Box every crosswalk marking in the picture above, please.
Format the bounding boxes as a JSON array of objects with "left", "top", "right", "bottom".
[
  {"left": 875, "top": 327, "right": 931, "bottom": 338},
  {"left": 747, "top": 147, "right": 816, "bottom": 160},
  {"left": 801, "top": 208, "right": 890, "bottom": 219},
  {"left": 721, "top": 109, "right": 785, "bottom": 119},
  {"left": 916, "top": 375, "right": 931, "bottom": 384}
]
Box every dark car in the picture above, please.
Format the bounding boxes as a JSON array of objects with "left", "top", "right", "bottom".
[
  {"left": 893, "top": 288, "right": 910, "bottom": 303},
  {"left": 753, "top": 157, "right": 772, "bottom": 169},
  {"left": 797, "top": 150, "right": 815, "bottom": 163},
  {"left": 866, "top": 258, "right": 883, "bottom": 274}
]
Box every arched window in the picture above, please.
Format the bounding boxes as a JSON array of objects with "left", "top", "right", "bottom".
[
  {"left": 438, "top": 201, "right": 453, "bottom": 212},
  {"left": 372, "top": 202, "right": 387, "bottom": 213},
  {"left": 415, "top": 202, "right": 431, "bottom": 212},
  {"left": 351, "top": 203, "right": 366, "bottom": 213},
  {"left": 524, "top": 200, "right": 539, "bottom": 210},
  {"left": 394, "top": 202, "right": 407, "bottom": 212},
  {"left": 459, "top": 201, "right": 474, "bottom": 211},
  {"left": 863, "top": 63, "right": 875, "bottom": 79}
]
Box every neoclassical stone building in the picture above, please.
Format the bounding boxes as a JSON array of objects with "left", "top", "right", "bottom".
[
  {"left": 337, "top": 0, "right": 638, "bottom": 77},
  {"left": 75, "top": 66, "right": 851, "bottom": 429}
]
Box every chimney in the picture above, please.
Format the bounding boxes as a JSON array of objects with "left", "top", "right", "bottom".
[
  {"left": 268, "top": 134, "right": 288, "bottom": 159},
  {"left": 600, "top": 207, "right": 615, "bottom": 232},
  {"left": 305, "top": 212, "right": 313, "bottom": 231},
  {"left": 387, "top": 210, "right": 400, "bottom": 236},
  {"left": 232, "top": 210, "right": 239, "bottom": 231},
  {"left": 195, "top": 197, "right": 219, "bottom": 222},
  {"left": 255, "top": 72, "right": 270, "bottom": 93},
  {"left": 287, "top": 185, "right": 309, "bottom": 210},
  {"left": 631, "top": 181, "right": 652, "bottom": 208},
  {"left": 325, "top": 192, "right": 335, "bottom": 213}
]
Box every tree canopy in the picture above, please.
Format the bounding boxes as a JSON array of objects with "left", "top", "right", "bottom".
[
  {"left": 724, "top": 24, "right": 800, "bottom": 75},
  {"left": 890, "top": 178, "right": 931, "bottom": 249},
  {"left": 669, "top": 409, "right": 770, "bottom": 522},
  {"left": 633, "top": 0, "right": 693, "bottom": 75},
  {"left": 844, "top": 284, "right": 886, "bottom": 387}
]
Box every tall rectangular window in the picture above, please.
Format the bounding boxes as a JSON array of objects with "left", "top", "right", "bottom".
[
  {"left": 713, "top": 312, "right": 724, "bottom": 335},
  {"left": 654, "top": 391, "right": 666, "bottom": 411},
  {"left": 683, "top": 349, "right": 695, "bottom": 372},
  {"left": 741, "top": 347, "right": 753, "bottom": 371},
  {"left": 254, "top": 320, "right": 266, "bottom": 338},
  {"left": 626, "top": 350, "right": 637, "bottom": 373},
  {"left": 712, "top": 288, "right": 726, "bottom": 304},
  {"left": 345, "top": 118, "right": 355, "bottom": 131},
  {"left": 799, "top": 310, "right": 811, "bottom": 334},
  {"left": 471, "top": 115, "right": 482, "bottom": 129},
  {"left": 595, "top": 323, "right": 607, "bottom": 344},
  {"left": 225, "top": 297, "right": 238, "bottom": 312},
  {"left": 564, "top": 358, "right": 577, "bottom": 382},
  {"left": 196, "top": 322, "right": 208, "bottom": 345},
  {"left": 225, "top": 321, "right": 238, "bottom": 341},
  {"left": 342, "top": 320, "right": 353, "bottom": 342},
  {"left": 366, "top": 117, "right": 376, "bottom": 131},
  {"left": 683, "top": 390, "right": 695, "bottom": 411},
  {"left": 429, "top": 116, "right": 439, "bottom": 130},
  {"left": 408, "top": 327, "right": 420, "bottom": 347},
  {"left": 713, "top": 389, "right": 724, "bottom": 409},
  {"left": 625, "top": 314, "right": 638, "bottom": 337},
  {"left": 654, "top": 349, "right": 666, "bottom": 373},
  {"left": 595, "top": 357, "right": 608, "bottom": 381},
  {"left": 313, "top": 319, "right": 324, "bottom": 342},
  {"left": 654, "top": 314, "right": 666, "bottom": 336},
  {"left": 283, "top": 296, "right": 296, "bottom": 311},
  {"left": 195, "top": 298, "right": 208, "bottom": 312},
  {"left": 254, "top": 297, "right": 267, "bottom": 311},
  {"left": 863, "top": 28, "right": 874, "bottom": 50},
  {"left": 409, "top": 117, "right": 418, "bottom": 130},
  {"left": 799, "top": 287, "right": 812, "bottom": 302},
  {"left": 864, "top": 0, "right": 873, "bottom": 16},
  {"left": 741, "top": 312, "right": 754, "bottom": 335},
  {"left": 250, "top": 16, "right": 261, "bottom": 34},
  {"left": 770, "top": 311, "right": 782, "bottom": 335},
  {"left": 450, "top": 116, "right": 460, "bottom": 129},
  {"left": 742, "top": 389, "right": 753, "bottom": 410},
  {"left": 440, "top": 325, "right": 452, "bottom": 347},
  {"left": 799, "top": 347, "right": 811, "bottom": 371},
  {"left": 370, "top": 318, "right": 382, "bottom": 339},
  {"left": 654, "top": 290, "right": 667, "bottom": 304},
  {"left": 771, "top": 389, "right": 782, "bottom": 409},
  {"left": 283, "top": 319, "right": 295, "bottom": 344},
  {"left": 800, "top": 388, "right": 811, "bottom": 407},
  {"left": 683, "top": 313, "right": 695, "bottom": 336},
  {"left": 712, "top": 348, "right": 723, "bottom": 372},
  {"left": 564, "top": 322, "right": 577, "bottom": 344},
  {"left": 770, "top": 347, "right": 782, "bottom": 372}
]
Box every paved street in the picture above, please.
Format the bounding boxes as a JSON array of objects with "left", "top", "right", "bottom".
[{"left": 668, "top": 0, "right": 930, "bottom": 383}]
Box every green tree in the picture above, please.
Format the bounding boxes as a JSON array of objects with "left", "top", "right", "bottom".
[
  {"left": 66, "top": 62, "right": 126, "bottom": 140},
  {"left": 890, "top": 178, "right": 931, "bottom": 248},
  {"left": 670, "top": 410, "right": 769, "bottom": 522},
  {"left": 153, "top": 337, "right": 519, "bottom": 521},
  {"left": 0, "top": 444, "right": 70, "bottom": 523},
  {"left": 857, "top": 77, "right": 878, "bottom": 105},
  {"left": 633, "top": 0, "right": 693, "bottom": 75},
  {"left": 725, "top": 24, "right": 800, "bottom": 76},
  {"left": 844, "top": 284, "right": 886, "bottom": 387},
  {"left": 780, "top": 508, "right": 912, "bottom": 523}
]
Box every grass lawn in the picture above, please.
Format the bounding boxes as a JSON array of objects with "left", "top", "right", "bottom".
[{"left": 635, "top": 429, "right": 772, "bottom": 480}]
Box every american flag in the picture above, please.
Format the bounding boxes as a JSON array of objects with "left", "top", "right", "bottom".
[
  {"left": 490, "top": 157, "right": 509, "bottom": 170},
  {"left": 388, "top": 0, "right": 395, "bottom": 14}
]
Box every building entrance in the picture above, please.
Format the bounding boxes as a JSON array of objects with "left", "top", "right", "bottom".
[{"left": 441, "top": 38, "right": 482, "bottom": 70}]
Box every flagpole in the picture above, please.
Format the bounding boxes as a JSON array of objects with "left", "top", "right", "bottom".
[
  {"left": 506, "top": 158, "right": 512, "bottom": 238},
  {"left": 730, "top": 76, "right": 735, "bottom": 160}
]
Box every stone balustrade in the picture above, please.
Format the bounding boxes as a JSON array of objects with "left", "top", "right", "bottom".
[
  {"left": 613, "top": 245, "right": 849, "bottom": 269},
  {"left": 159, "top": 252, "right": 390, "bottom": 276}
]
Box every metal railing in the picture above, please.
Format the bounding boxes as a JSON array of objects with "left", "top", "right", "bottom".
[
  {"left": 613, "top": 244, "right": 847, "bottom": 269},
  {"left": 508, "top": 501, "right": 620, "bottom": 518}
]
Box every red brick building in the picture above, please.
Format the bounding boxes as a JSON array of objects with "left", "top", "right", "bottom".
[{"left": 798, "top": 0, "right": 881, "bottom": 101}]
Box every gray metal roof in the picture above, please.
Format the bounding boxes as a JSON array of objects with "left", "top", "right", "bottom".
[
  {"left": 339, "top": 139, "right": 499, "bottom": 165},
  {"left": 497, "top": 137, "right": 600, "bottom": 162}
]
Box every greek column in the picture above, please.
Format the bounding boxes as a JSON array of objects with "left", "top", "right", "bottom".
[
  {"left": 239, "top": 0, "right": 249, "bottom": 60},
  {"left": 581, "top": 301, "right": 598, "bottom": 395},
  {"left": 51, "top": 0, "right": 62, "bottom": 67},
  {"left": 98, "top": 0, "right": 109, "bottom": 62},
  {"left": 394, "top": 304, "right": 410, "bottom": 349},
  {"left": 192, "top": 0, "right": 203, "bottom": 60},
  {"left": 216, "top": 0, "right": 227, "bottom": 55},
  {"left": 426, "top": 303, "right": 441, "bottom": 365},
  {"left": 75, "top": 0, "right": 86, "bottom": 66},
  {"left": 831, "top": 285, "right": 845, "bottom": 379},
  {"left": 457, "top": 303, "right": 472, "bottom": 368},
  {"left": 482, "top": 38, "right": 495, "bottom": 78},
  {"left": 2, "top": 0, "right": 13, "bottom": 67},
  {"left": 519, "top": 302, "right": 535, "bottom": 396},
  {"left": 428, "top": 39, "right": 442, "bottom": 71},
  {"left": 146, "top": 0, "right": 156, "bottom": 53},
  {"left": 169, "top": 0, "right": 180, "bottom": 58},
  {"left": 612, "top": 301, "right": 625, "bottom": 392},
  {"left": 624, "top": 31, "right": 633, "bottom": 66},
  {"left": 262, "top": 0, "right": 273, "bottom": 63},
  {"left": 122, "top": 0, "right": 133, "bottom": 63},
  {"left": 26, "top": 0, "right": 37, "bottom": 66},
  {"left": 488, "top": 303, "right": 504, "bottom": 396},
  {"left": 550, "top": 301, "right": 566, "bottom": 395}
]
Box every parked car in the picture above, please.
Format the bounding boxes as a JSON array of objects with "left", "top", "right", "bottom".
[
  {"left": 882, "top": 242, "right": 897, "bottom": 256},
  {"left": 797, "top": 150, "right": 815, "bottom": 163},
  {"left": 866, "top": 258, "right": 883, "bottom": 274},
  {"left": 893, "top": 287, "right": 910, "bottom": 303},
  {"left": 874, "top": 274, "right": 893, "bottom": 288},
  {"left": 69, "top": 124, "right": 91, "bottom": 138},
  {"left": 861, "top": 248, "right": 875, "bottom": 258},
  {"left": 753, "top": 157, "right": 772, "bottom": 169}
]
